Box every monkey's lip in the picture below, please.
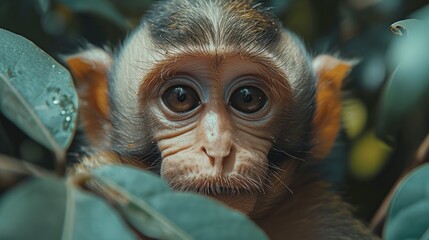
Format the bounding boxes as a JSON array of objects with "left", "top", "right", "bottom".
[
  {"left": 167, "top": 177, "right": 265, "bottom": 196},
  {"left": 164, "top": 176, "right": 261, "bottom": 213},
  {"left": 171, "top": 184, "right": 261, "bottom": 195},
  {"left": 205, "top": 186, "right": 253, "bottom": 195}
]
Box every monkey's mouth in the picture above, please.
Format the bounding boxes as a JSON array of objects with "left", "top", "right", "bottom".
[
  {"left": 169, "top": 181, "right": 261, "bottom": 214},
  {"left": 166, "top": 174, "right": 265, "bottom": 196},
  {"left": 162, "top": 171, "right": 264, "bottom": 213},
  {"left": 198, "top": 186, "right": 252, "bottom": 195}
]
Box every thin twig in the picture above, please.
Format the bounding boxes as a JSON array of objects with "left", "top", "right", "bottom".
[
  {"left": 0, "top": 154, "right": 54, "bottom": 177},
  {"left": 370, "top": 133, "right": 429, "bottom": 231}
]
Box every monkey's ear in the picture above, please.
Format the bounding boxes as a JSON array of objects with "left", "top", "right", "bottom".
[
  {"left": 66, "top": 47, "right": 112, "bottom": 146},
  {"left": 311, "top": 55, "right": 352, "bottom": 159}
]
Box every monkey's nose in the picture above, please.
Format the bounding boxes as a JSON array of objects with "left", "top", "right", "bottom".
[{"left": 201, "top": 145, "right": 235, "bottom": 174}]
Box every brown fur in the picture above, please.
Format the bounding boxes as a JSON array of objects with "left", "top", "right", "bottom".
[
  {"left": 255, "top": 169, "right": 376, "bottom": 239},
  {"left": 312, "top": 55, "right": 352, "bottom": 159},
  {"left": 67, "top": 50, "right": 112, "bottom": 147}
]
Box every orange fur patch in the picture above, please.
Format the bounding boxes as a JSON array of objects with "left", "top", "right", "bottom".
[
  {"left": 312, "top": 55, "right": 351, "bottom": 159},
  {"left": 67, "top": 57, "right": 110, "bottom": 146}
]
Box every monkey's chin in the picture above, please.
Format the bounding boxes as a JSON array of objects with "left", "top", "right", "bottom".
[{"left": 209, "top": 194, "right": 257, "bottom": 214}]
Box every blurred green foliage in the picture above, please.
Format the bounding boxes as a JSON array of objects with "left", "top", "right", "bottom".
[
  {"left": 0, "top": 163, "right": 268, "bottom": 239},
  {"left": 0, "top": 0, "right": 429, "bottom": 238},
  {"left": 0, "top": 28, "right": 78, "bottom": 172},
  {"left": 384, "top": 163, "right": 429, "bottom": 240}
]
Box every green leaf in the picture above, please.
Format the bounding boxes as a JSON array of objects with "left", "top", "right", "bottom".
[
  {"left": 384, "top": 163, "right": 429, "bottom": 240},
  {"left": 389, "top": 19, "right": 422, "bottom": 36},
  {"left": 58, "top": 0, "right": 131, "bottom": 30},
  {"left": 147, "top": 192, "right": 268, "bottom": 240},
  {"left": 92, "top": 166, "right": 193, "bottom": 240},
  {"left": 411, "top": 4, "right": 429, "bottom": 22},
  {"left": 64, "top": 183, "right": 137, "bottom": 240},
  {"left": 0, "top": 28, "right": 78, "bottom": 161},
  {"left": 376, "top": 19, "right": 429, "bottom": 144},
  {"left": 92, "top": 163, "right": 171, "bottom": 198},
  {"left": 0, "top": 178, "right": 136, "bottom": 240},
  {"left": 0, "top": 178, "right": 66, "bottom": 239},
  {"left": 91, "top": 165, "right": 269, "bottom": 240}
]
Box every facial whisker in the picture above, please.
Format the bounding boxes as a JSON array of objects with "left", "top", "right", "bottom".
[
  {"left": 271, "top": 147, "right": 306, "bottom": 162},
  {"left": 271, "top": 171, "right": 294, "bottom": 195}
]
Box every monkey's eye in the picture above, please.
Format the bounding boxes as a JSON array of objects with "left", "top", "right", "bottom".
[
  {"left": 162, "top": 85, "right": 201, "bottom": 113},
  {"left": 229, "top": 86, "right": 267, "bottom": 113}
]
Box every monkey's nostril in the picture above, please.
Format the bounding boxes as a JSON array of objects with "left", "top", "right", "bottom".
[
  {"left": 201, "top": 146, "right": 207, "bottom": 155},
  {"left": 201, "top": 146, "right": 216, "bottom": 167},
  {"left": 208, "top": 156, "right": 215, "bottom": 167}
]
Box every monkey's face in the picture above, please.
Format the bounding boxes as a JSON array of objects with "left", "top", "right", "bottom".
[
  {"left": 67, "top": 0, "right": 348, "bottom": 219},
  {"left": 142, "top": 56, "right": 289, "bottom": 213}
]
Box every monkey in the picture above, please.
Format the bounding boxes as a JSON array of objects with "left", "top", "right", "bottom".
[{"left": 66, "top": 0, "right": 377, "bottom": 239}]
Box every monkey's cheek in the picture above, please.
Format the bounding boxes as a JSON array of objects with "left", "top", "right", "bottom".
[{"left": 209, "top": 194, "right": 257, "bottom": 215}]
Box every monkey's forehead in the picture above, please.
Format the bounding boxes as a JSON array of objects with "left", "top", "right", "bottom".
[
  {"left": 146, "top": 0, "right": 280, "bottom": 52},
  {"left": 108, "top": 0, "right": 315, "bottom": 123}
]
